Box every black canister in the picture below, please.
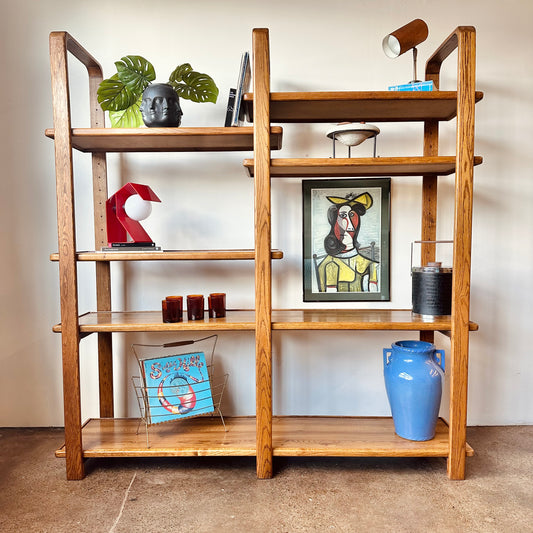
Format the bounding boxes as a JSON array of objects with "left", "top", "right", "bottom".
[{"left": 412, "top": 262, "right": 452, "bottom": 317}]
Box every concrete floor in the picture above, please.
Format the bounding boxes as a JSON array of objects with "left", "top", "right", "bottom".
[{"left": 0, "top": 426, "right": 531, "bottom": 533}]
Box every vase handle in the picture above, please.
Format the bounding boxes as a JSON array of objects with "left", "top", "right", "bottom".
[
  {"left": 433, "top": 350, "right": 445, "bottom": 372},
  {"left": 383, "top": 349, "right": 392, "bottom": 366}
]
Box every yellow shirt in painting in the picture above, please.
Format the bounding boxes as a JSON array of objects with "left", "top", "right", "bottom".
[{"left": 317, "top": 254, "right": 378, "bottom": 292}]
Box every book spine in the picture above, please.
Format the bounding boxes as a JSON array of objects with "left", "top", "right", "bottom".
[
  {"left": 224, "top": 88, "right": 236, "bottom": 127},
  {"left": 231, "top": 51, "right": 250, "bottom": 126}
]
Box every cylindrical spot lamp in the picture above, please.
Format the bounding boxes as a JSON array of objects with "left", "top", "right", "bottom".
[{"left": 382, "top": 19, "right": 429, "bottom": 83}]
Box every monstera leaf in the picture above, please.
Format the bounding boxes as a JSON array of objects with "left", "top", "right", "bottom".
[
  {"left": 109, "top": 97, "right": 143, "bottom": 128},
  {"left": 169, "top": 63, "right": 219, "bottom": 103},
  {"left": 115, "top": 55, "right": 156, "bottom": 95},
  {"left": 98, "top": 57, "right": 155, "bottom": 113},
  {"left": 98, "top": 55, "right": 218, "bottom": 127},
  {"left": 97, "top": 74, "right": 138, "bottom": 112},
  {"left": 168, "top": 63, "right": 193, "bottom": 80}
]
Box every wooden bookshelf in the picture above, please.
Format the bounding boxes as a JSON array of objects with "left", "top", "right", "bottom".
[
  {"left": 48, "top": 26, "right": 481, "bottom": 480},
  {"left": 248, "top": 26, "right": 481, "bottom": 480}
]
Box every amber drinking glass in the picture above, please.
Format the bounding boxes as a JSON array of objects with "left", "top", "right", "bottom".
[
  {"left": 162, "top": 296, "right": 183, "bottom": 323},
  {"left": 208, "top": 293, "right": 226, "bottom": 318},
  {"left": 187, "top": 294, "right": 205, "bottom": 321}
]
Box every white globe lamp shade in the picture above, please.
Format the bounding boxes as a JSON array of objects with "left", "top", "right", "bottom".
[{"left": 124, "top": 194, "right": 152, "bottom": 221}]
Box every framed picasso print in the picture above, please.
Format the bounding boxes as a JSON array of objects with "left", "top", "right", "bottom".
[{"left": 302, "top": 178, "right": 391, "bottom": 302}]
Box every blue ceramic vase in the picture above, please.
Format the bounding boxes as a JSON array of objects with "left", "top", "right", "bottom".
[{"left": 383, "top": 340, "right": 445, "bottom": 441}]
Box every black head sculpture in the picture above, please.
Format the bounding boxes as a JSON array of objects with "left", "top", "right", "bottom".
[{"left": 140, "top": 83, "right": 183, "bottom": 127}]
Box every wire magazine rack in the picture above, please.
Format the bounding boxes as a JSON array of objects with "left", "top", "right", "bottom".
[{"left": 131, "top": 334, "right": 228, "bottom": 447}]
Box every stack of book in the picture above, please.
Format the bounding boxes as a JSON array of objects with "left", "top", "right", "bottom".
[{"left": 225, "top": 51, "right": 251, "bottom": 126}]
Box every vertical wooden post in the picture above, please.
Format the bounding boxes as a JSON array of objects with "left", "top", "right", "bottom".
[
  {"left": 421, "top": 120, "right": 439, "bottom": 261},
  {"left": 420, "top": 53, "right": 441, "bottom": 345},
  {"left": 49, "top": 32, "right": 84, "bottom": 480},
  {"left": 425, "top": 28, "right": 477, "bottom": 479},
  {"left": 448, "top": 27, "right": 476, "bottom": 480},
  {"left": 95, "top": 188, "right": 113, "bottom": 417},
  {"left": 88, "top": 70, "right": 114, "bottom": 419},
  {"left": 253, "top": 28, "right": 273, "bottom": 479},
  {"left": 50, "top": 32, "right": 108, "bottom": 478},
  {"left": 420, "top": 119, "right": 439, "bottom": 345}
]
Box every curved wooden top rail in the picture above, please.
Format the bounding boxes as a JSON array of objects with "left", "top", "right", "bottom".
[
  {"left": 425, "top": 26, "right": 476, "bottom": 88},
  {"left": 49, "top": 31, "right": 103, "bottom": 73},
  {"left": 49, "top": 31, "right": 105, "bottom": 130}
]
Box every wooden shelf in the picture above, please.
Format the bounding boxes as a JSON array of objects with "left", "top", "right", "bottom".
[
  {"left": 52, "top": 309, "right": 479, "bottom": 334},
  {"left": 55, "top": 417, "right": 473, "bottom": 459},
  {"left": 271, "top": 309, "right": 479, "bottom": 331},
  {"left": 50, "top": 249, "right": 283, "bottom": 262},
  {"left": 243, "top": 91, "right": 484, "bottom": 123},
  {"left": 55, "top": 417, "right": 256, "bottom": 458},
  {"left": 244, "top": 156, "right": 483, "bottom": 178},
  {"left": 53, "top": 310, "right": 257, "bottom": 333},
  {"left": 44, "top": 126, "right": 283, "bottom": 153},
  {"left": 272, "top": 417, "right": 474, "bottom": 457}
]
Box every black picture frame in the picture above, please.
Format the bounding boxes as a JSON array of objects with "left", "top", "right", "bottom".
[{"left": 303, "top": 178, "right": 391, "bottom": 302}]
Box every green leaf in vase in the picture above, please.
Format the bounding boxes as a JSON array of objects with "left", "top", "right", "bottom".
[
  {"left": 97, "top": 74, "right": 138, "bottom": 112},
  {"left": 169, "top": 64, "right": 219, "bottom": 103},
  {"left": 116, "top": 55, "right": 156, "bottom": 96},
  {"left": 109, "top": 97, "right": 143, "bottom": 128}
]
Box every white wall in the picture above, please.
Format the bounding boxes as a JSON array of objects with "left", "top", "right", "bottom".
[{"left": 1, "top": 0, "right": 531, "bottom": 427}]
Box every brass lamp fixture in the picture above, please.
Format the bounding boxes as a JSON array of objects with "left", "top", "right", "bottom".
[{"left": 382, "top": 19, "right": 429, "bottom": 83}]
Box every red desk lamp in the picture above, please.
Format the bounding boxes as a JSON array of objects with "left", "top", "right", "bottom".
[{"left": 106, "top": 182, "right": 161, "bottom": 247}]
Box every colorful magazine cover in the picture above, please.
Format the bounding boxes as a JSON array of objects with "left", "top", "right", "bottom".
[{"left": 141, "top": 351, "right": 214, "bottom": 424}]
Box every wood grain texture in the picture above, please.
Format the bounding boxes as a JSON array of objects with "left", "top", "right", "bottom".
[
  {"left": 420, "top": 118, "right": 439, "bottom": 346},
  {"left": 425, "top": 26, "right": 478, "bottom": 480},
  {"left": 49, "top": 31, "right": 113, "bottom": 477},
  {"left": 97, "top": 333, "right": 113, "bottom": 418},
  {"left": 54, "top": 417, "right": 473, "bottom": 459},
  {"left": 448, "top": 27, "right": 477, "bottom": 481},
  {"left": 52, "top": 309, "right": 479, "bottom": 334},
  {"left": 49, "top": 32, "right": 84, "bottom": 480},
  {"left": 45, "top": 127, "right": 283, "bottom": 153},
  {"left": 271, "top": 417, "right": 474, "bottom": 457},
  {"left": 56, "top": 418, "right": 257, "bottom": 458},
  {"left": 50, "top": 249, "right": 284, "bottom": 261},
  {"left": 421, "top": 124, "right": 439, "bottom": 261},
  {"left": 253, "top": 28, "right": 274, "bottom": 479},
  {"left": 242, "top": 91, "right": 483, "bottom": 123},
  {"left": 270, "top": 309, "right": 478, "bottom": 331},
  {"left": 88, "top": 63, "right": 114, "bottom": 419},
  {"left": 243, "top": 156, "right": 482, "bottom": 178},
  {"left": 53, "top": 310, "right": 257, "bottom": 333}
]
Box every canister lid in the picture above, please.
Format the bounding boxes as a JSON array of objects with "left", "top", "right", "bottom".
[{"left": 412, "top": 262, "right": 452, "bottom": 273}]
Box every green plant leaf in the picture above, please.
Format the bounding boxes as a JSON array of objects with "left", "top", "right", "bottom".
[
  {"left": 109, "top": 97, "right": 143, "bottom": 128},
  {"left": 97, "top": 74, "right": 138, "bottom": 112},
  {"left": 168, "top": 63, "right": 193, "bottom": 83},
  {"left": 116, "top": 55, "right": 156, "bottom": 95},
  {"left": 169, "top": 64, "right": 219, "bottom": 103}
]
